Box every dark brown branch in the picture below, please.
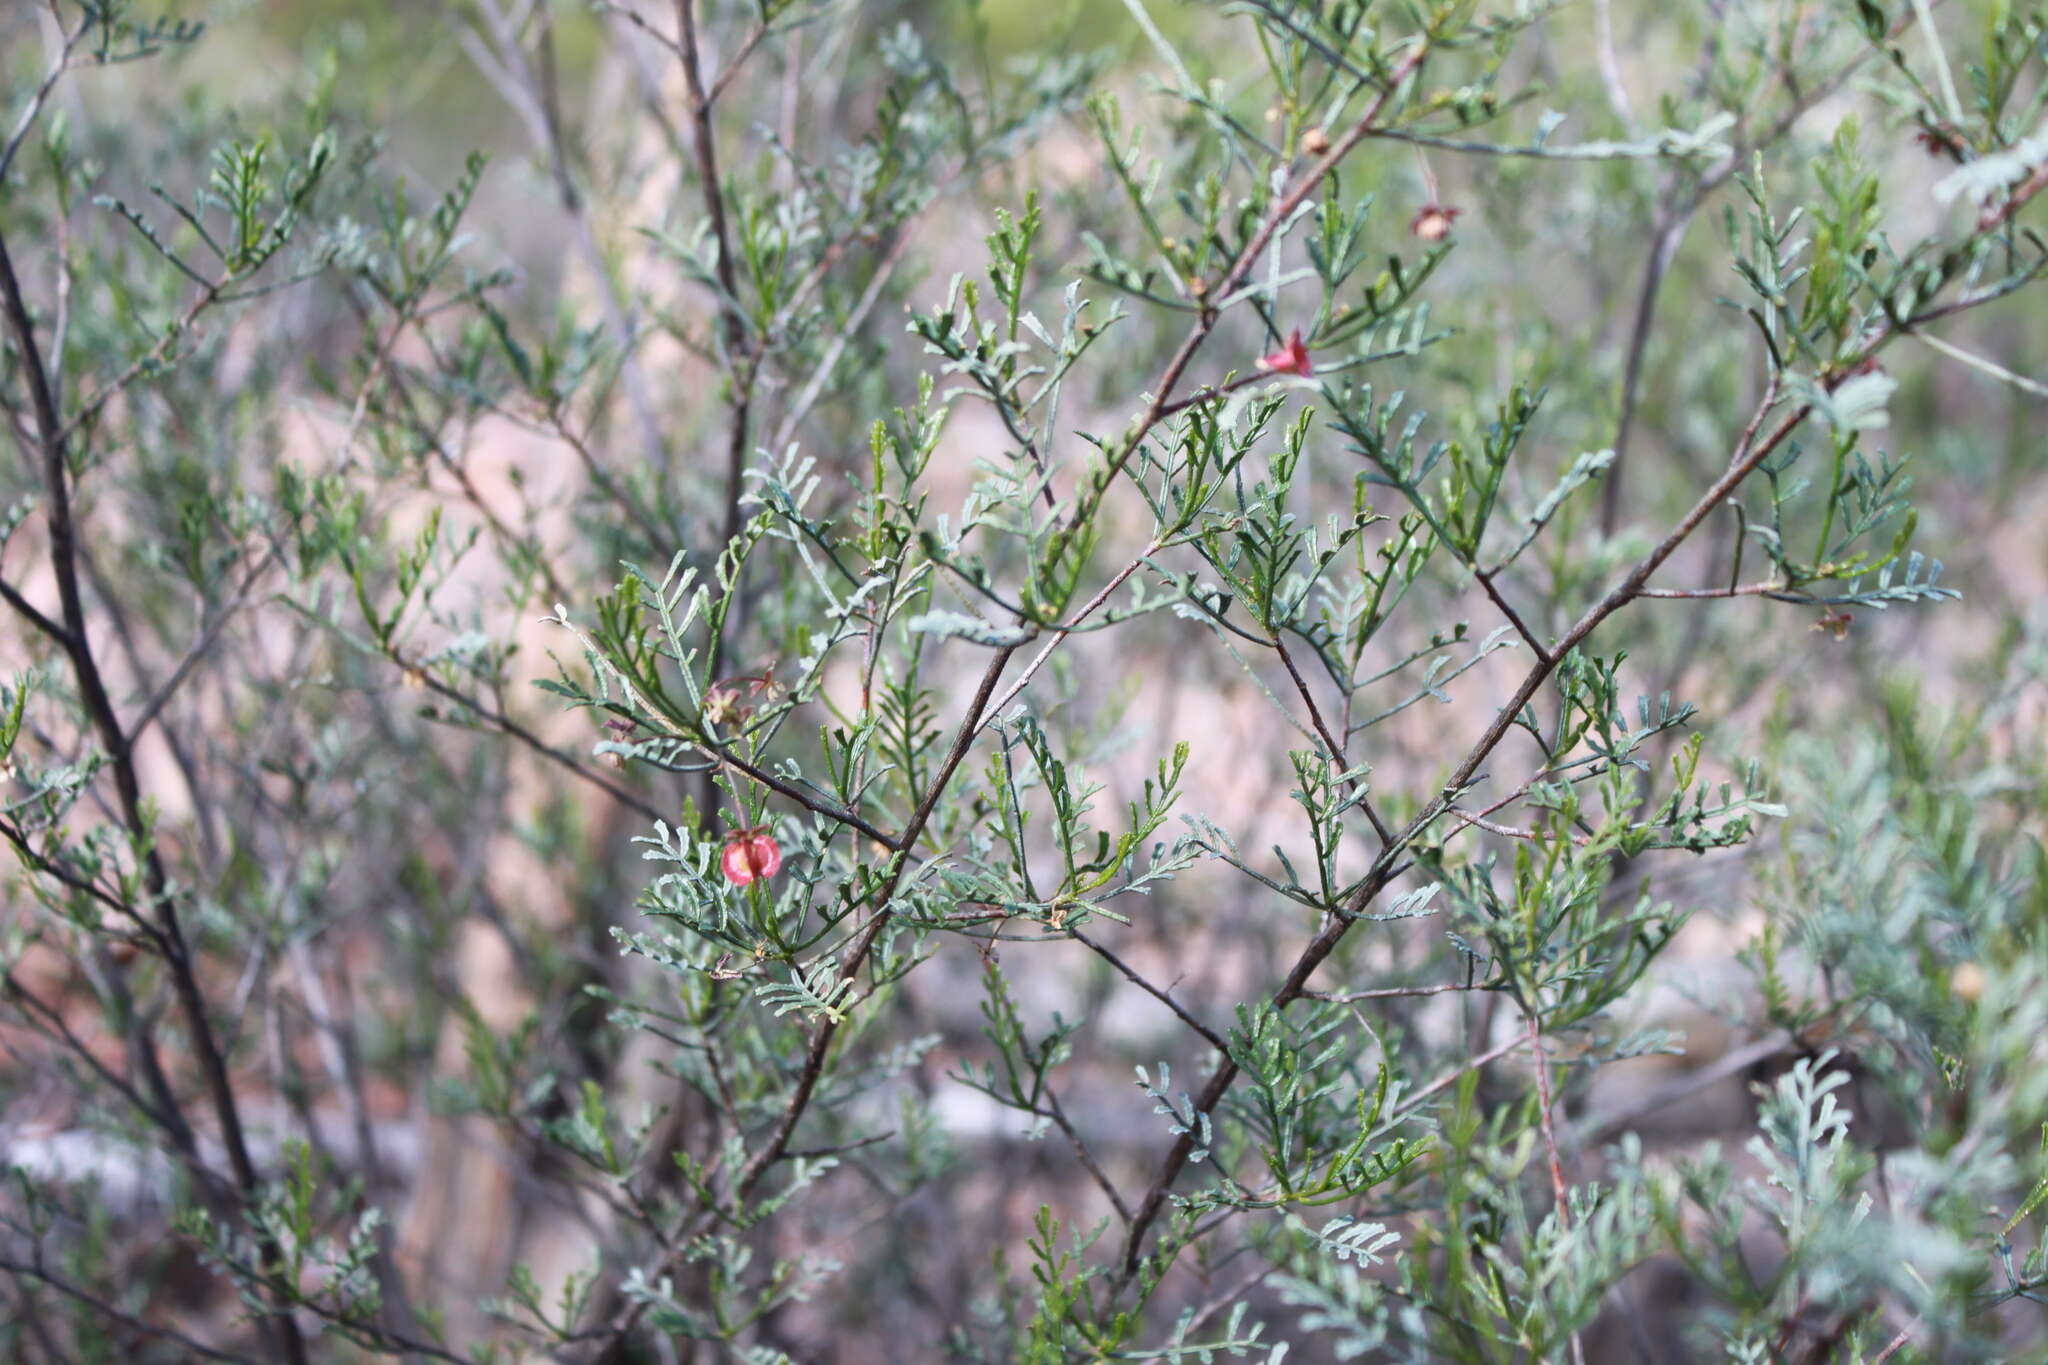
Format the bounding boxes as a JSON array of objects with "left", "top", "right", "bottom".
[
  {"left": 3, "top": 967, "right": 177, "bottom": 1135},
  {"left": 728, "top": 646, "right": 1016, "bottom": 1197},
  {"left": 1112, "top": 392, "right": 1816, "bottom": 1289},
  {"left": 1071, "top": 928, "right": 1229, "bottom": 1053},
  {"left": 1473, "top": 567, "right": 1553, "bottom": 667},
  {"left": 780, "top": 1130, "right": 894, "bottom": 1162},
  {"left": 0, "top": 225, "right": 311, "bottom": 1365},
  {"left": 1271, "top": 633, "right": 1397, "bottom": 845},
  {"left": 0, "top": 573, "right": 72, "bottom": 646},
  {"left": 1600, "top": 28, "right": 1895, "bottom": 532},
  {"left": 1155, "top": 367, "right": 1264, "bottom": 420},
  {"left": 399, "top": 657, "right": 666, "bottom": 824},
  {"left": 674, "top": 0, "right": 756, "bottom": 565},
  {"left": 0, "top": 1253, "right": 262, "bottom": 1364},
  {"left": 696, "top": 739, "right": 905, "bottom": 850},
  {"left": 0, "top": 816, "right": 164, "bottom": 938},
  {"left": 591, "top": 644, "right": 1018, "bottom": 1356},
  {"left": 1044, "top": 1086, "right": 1135, "bottom": 1225}
]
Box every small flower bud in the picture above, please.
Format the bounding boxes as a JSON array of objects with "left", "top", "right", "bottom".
[
  {"left": 1300, "top": 127, "right": 1331, "bottom": 156},
  {"left": 1952, "top": 961, "right": 1987, "bottom": 1003},
  {"left": 1914, "top": 123, "right": 1966, "bottom": 163},
  {"left": 1812, "top": 609, "right": 1853, "bottom": 641}
]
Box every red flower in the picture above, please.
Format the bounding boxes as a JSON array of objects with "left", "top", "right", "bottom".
[
  {"left": 1256, "top": 329, "right": 1313, "bottom": 377},
  {"left": 721, "top": 830, "right": 782, "bottom": 885}
]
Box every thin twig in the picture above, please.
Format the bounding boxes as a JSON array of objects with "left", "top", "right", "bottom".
[
  {"left": 780, "top": 1130, "right": 894, "bottom": 1161},
  {"left": 975, "top": 546, "right": 1152, "bottom": 731},
  {"left": 1301, "top": 980, "right": 1490, "bottom": 1004},
  {"left": 1044, "top": 1087, "right": 1134, "bottom": 1225},
  {"left": 1871, "top": 1322, "right": 1916, "bottom": 1364},
  {"left": 0, "top": 13, "right": 83, "bottom": 184},
  {"left": 1911, "top": 327, "right": 2048, "bottom": 398},
  {"left": 1387, "top": 1032, "right": 1527, "bottom": 1121},
  {"left": 1473, "top": 567, "right": 1552, "bottom": 666},
  {"left": 1528, "top": 1008, "right": 1572, "bottom": 1216},
  {"left": 0, "top": 574, "right": 72, "bottom": 647},
  {"left": 3, "top": 967, "right": 176, "bottom": 1134},
  {"left": 1071, "top": 928, "right": 1228, "bottom": 1053},
  {"left": 1635, "top": 580, "right": 1793, "bottom": 599},
  {"left": 402, "top": 660, "right": 666, "bottom": 822},
  {"left": 1569, "top": 1032, "right": 1792, "bottom": 1144},
  {"left": 702, "top": 742, "right": 905, "bottom": 849},
  {"left": 766, "top": 228, "right": 918, "bottom": 454},
  {"left": 1272, "top": 632, "right": 1396, "bottom": 844},
  {"left": 463, "top": 0, "right": 670, "bottom": 473},
  {"left": 1591, "top": 0, "right": 1635, "bottom": 127},
  {"left": 124, "top": 546, "right": 281, "bottom": 749},
  {"left": 1600, "top": 32, "right": 1891, "bottom": 531},
  {"left": 0, "top": 1253, "right": 262, "bottom": 1364}
]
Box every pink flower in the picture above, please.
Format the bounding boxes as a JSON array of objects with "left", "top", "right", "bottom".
[
  {"left": 721, "top": 831, "right": 782, "bottom": 886},
  {"left": 1409, "top": 203, "right": 1462, "bottom": 243},
  {"left": 1256, "top": 329, "right": 1313, "bottom": 377}
]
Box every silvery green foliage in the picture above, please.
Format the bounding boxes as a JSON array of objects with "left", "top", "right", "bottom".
[{"left": 2, "top": 0, "right": 2046, "bottom": 1361}]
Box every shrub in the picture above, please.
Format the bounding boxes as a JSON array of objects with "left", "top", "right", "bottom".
[{"left": 2, "top": 1, "right": 2045, "bottom": 1361}]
